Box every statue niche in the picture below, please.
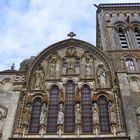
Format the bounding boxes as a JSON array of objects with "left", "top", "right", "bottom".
[
  {"left": 62, "top": 47, "right": 80, "bottom": 75},
  {"left": 34, "top": 67, "right": 44, "bottom": 90},
  {"left": 81, "top": 51, "right": 94, "bottom": 79},
  {"left": 96, "top": 64, "right": 107, "bottom": 88},
  {"left": 48, "top": 53, "right": 61, "bottom": 79}
]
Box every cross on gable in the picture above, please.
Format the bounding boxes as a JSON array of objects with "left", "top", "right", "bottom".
[{"left": 67, "top": 32, "right": 76, "bottom": 38}]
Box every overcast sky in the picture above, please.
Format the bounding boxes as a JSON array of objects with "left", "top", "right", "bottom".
[{"left": 0, "top": 0, "right": 139, "bottom": 70}]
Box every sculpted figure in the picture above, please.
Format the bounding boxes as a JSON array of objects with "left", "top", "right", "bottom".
[
  {"left": 75, "top": 103, "right": 81, "bottom": 125},
  {"left": 92, "top": 103, "right": 99, "bottom": 125},
  {"left": 40, "top": 103, "right": 47, "bottom": 125},
  {"left": 57, "top": 103, "right": 64, "bottom": 125},
  {"left": 23, "top": 103, "right": 32, "bottom": 126},
  {"left": 49, "top": 54, "right": 58, "bottom": 77},
  {"left": 34, "top": 69, "right": 44, "bottom": 89},
  {"left": 85, "top": 59, "right": 91, "bottom": 76},
  {"left": 67, "top": 58, "right": 75, "bottom": 74},
  {"left": 97, "top": 65, "right": 106, "bottom": 88},
  {"left": 109, "top": 102, "right": 117, "bottom": 124}
]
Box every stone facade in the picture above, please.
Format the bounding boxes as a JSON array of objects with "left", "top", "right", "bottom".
[{"left": 0, "top": 3, "right": 139, "bottom": 140}]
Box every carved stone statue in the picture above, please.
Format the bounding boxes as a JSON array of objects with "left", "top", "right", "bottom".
[
  {"left": 57, "top": 103, "right": 64, "bottom": 125},
  {"left": 75, "top": 103, "right": 81, "bottom": 125},
  {"left": 40, "top": 103, "right": 47, "bottom": 126},
  {"left": 22, "top": 103, "right": 32, "bottom": 127},
  {"left": 97, "top": 65, "right": 107, "bottom": 88},
  {"left": 109, "top": 102, "right": 117, "bottom": 124},
  {"left": 34, "top": 69, "right": 44, "bottom": 90},
  {"left": 67, "top": 58, "right": 75, "bottom": 74},
  {"left": 85, "top": 59, "right": 91, "bottom": 76},
  {"left": 92, "top": 103, "right": 99, "bottom": 125}
]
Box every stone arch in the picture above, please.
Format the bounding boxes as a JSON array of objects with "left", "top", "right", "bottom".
[
  {"left": 26, "top": 38, "right": 114, "bottom": 89},
  {"left": 46, "top": 83, "right": 62, "bottom": 91},
  {"left": 78, "top": 82, "right": 93, "bottom": 90},
  {"left": 121, "top": 54, "right": 139, "bottom": 71},
  {"left": 1, "top": 78, "right": 12, "bottom": 92},
  {"left": 62, "top": 77, "right": 78, "bottom": 85},
  {"left": 129, "top": 76, "right": 140, "bottom": 92},
  {"left": 0, "top": 105, "right": 8, "bottom": 136},
  {"left": 114, "top": 21, "right": 127, "bottom": 31}
]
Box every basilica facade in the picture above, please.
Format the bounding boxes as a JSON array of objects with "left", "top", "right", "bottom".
[{"left": 0, "top": 3, "right": 140, "bottom": 140}]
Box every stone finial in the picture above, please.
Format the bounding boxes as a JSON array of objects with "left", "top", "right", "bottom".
[{"left": 67, "top": 32, "right": 76, "bottom": 38}]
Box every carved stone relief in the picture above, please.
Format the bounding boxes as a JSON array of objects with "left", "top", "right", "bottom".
[
  {"left": 80, "top": 51, "right": 95, "bottom": 79},
  {"left": 34, "top": 68, "right": 44, "bottom": 90},
  {"left": 96, "top": 64, "right": 107, "bottom": 88}
]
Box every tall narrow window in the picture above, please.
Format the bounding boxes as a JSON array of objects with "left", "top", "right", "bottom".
[
  {"left": 47, "top": 85, "right": 59, "bottom": 133},
  {"left": 29, "top": 97, "right": 42, "bottom": 133},
  {"left": 98, "top": 95, "right": 110, "bottom": 132},
  {"left": 134, "top": 27, "right": 140, "bottom": 48},
  {"left": 64, "top": 80, "right": 75, "bottom": 133},
  {"left": 118, "top": 28, "right": 128, "bottom": 49},
  {"left": 125, "top": 58, "right": 135, "bottom": 71},
  {"left": 81, "top": 85, "right": 92, "bottom": 132}
]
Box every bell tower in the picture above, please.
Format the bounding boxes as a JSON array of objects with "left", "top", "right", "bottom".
[
  {"left": 97, "top": 3, "right": 140, "bottom": 50},
  {"left": 96, "top": 3, "right": 140, "bottom": 140}
]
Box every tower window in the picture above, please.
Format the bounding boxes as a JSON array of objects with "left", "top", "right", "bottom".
[
  {"left": 134, "top": 27, "right": 140, "bottom": 48},
  {"left": 118, "top": 28, "right": 128, "bottom": 49},
  {"left": 125, "top": 58, "right": 136, "bottom": 71}
]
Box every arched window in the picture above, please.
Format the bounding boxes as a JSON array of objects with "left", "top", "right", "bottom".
[
  {"left": 98, "top": 95, "right": 110, "bottom": 132},
  {"left": 133, "top": 27, "right": 140, "bottom": 48},
  {"left": 29, "top": 97, "right": 42, "bottom": 133},
  {"left": 81, "top": 85, "right": 92, "bottom": 132},
  {"left": 47, "top": 85, "right": 59, "bottom": 133},
  {"left": 125, "top": 58, "right": 136, "bottom": 71},
  {"left": 64, "top": 80, "right": 75, "bottom": 133},
  {"left": 118, "top": 28, "right": 128, "bottom": 49}
]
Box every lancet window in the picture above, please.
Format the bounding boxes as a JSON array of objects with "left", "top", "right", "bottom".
[
  {"left": 64, "top": 80, "right": 75, "bottom": 133},
  {"left": 29, "top": 97, "right": 42, "bottom": 133},
  {"left": 125, "top": 58, "right": 136, "bottom": 71},
  {"left": 98, "top": 95, "right": 110, "bottom": 132},
  {"left": 81, "top": 85, "right": 92, "bottom": 132},
  {"left": 133, "top": 27, "right": 140, "bottom": 48},
  {"left": 118, "top": 28, "right": 128, "bottom": 49},
  {"left": 47, "top": 85, "right": 59, "bottom": 133}
]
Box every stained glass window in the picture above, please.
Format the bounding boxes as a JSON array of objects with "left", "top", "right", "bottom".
[
  {"left": 47, "top": 85, "right": 59, "bottom": 133},
  {"left": 81, "top": 85, "right": 93, "bottom": 132},
  {"left": 29, "top": 97, "right": 42, "bottom": 133},
  {"left": 98, "top": 95, "right": 110, "bottom": 132},
  {"left": 64, "top": 80, "right": 75, "bottom": 133}
]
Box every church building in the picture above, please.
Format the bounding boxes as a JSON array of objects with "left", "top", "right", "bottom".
[{"left": 0, "top": 3, "right": 140, "bottom": 140}]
